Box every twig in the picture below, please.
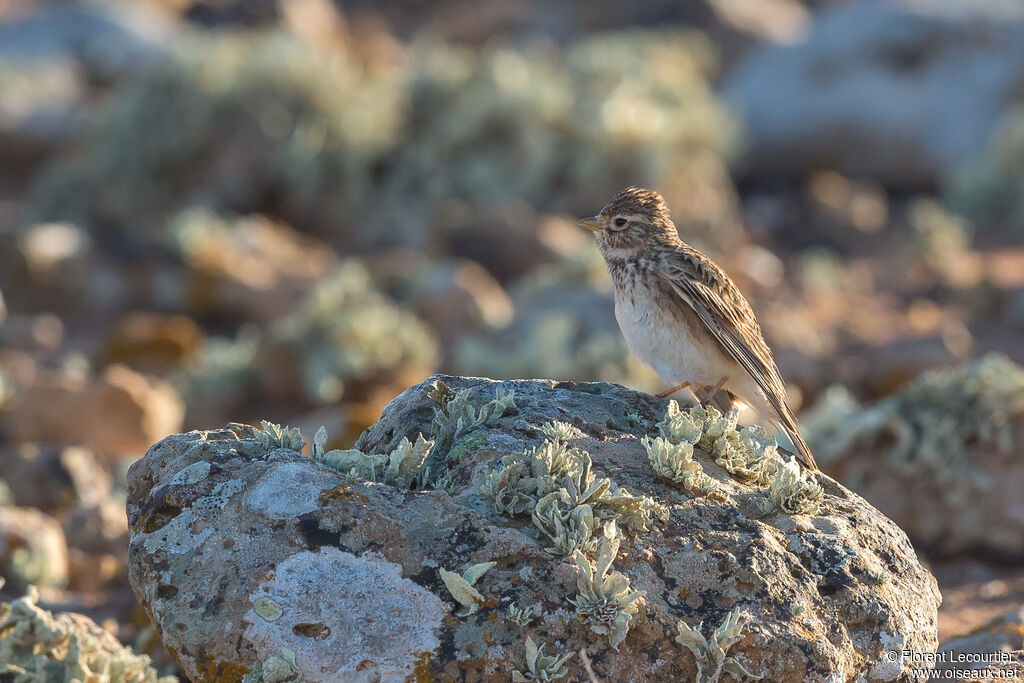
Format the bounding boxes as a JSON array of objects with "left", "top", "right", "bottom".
[{"left": 579, "top": 647, "right": 602, "bottom": 683}]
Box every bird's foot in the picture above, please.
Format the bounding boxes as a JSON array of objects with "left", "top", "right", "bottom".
[
  {"left": 699, "top": 377, "right": 729, "bottom": 406},
  {"left": 657, "top": 381, "right": 691, "bottom": 399}
]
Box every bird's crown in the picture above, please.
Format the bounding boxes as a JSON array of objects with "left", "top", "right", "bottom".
[{"left": 600, "top": 186, "right": 671, "bottom": 224}]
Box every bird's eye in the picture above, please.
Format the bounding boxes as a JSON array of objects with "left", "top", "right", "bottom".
[{"left": 614, "top": 218, "right": 627, "bottom": 227}]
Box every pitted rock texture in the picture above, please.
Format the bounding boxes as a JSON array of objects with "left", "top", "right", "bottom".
[{"left": 127, "top": 376, "right": 940, "bottom": 682}]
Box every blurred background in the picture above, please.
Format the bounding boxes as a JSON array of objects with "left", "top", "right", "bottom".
[{"left": 1, "top": 0, "right": 1023, "bottom": 677}]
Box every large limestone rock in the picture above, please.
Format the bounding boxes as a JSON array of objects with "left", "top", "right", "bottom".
[{"left": 127, "top": 376, "right": 940, "bottom": 682}]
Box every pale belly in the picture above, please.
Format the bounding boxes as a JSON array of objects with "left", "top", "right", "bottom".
[{"left": 614, "top": 293, "right": 727, "bottom": 387}]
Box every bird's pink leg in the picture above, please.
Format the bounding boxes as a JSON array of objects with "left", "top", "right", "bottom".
[
  {"left": 657, "top": 381, "right": 691, "bottom": 399},
  {"left": 701, "top": 377, "right": 729, "bottom": 405}
]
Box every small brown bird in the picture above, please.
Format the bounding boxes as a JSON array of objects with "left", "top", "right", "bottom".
[{"left": 578, "top": 187, "right": 817, "bottom": 470}]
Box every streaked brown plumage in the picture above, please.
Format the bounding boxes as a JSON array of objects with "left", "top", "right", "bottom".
[{"left": 578, "top": 187, "right": 818, "bottom": 470}]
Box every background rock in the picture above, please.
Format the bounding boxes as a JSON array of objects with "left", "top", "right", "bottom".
[
  {"left": 934, "top": 609, "right": 1024, "bottom": 681},
  {"left": 0, "top": 506, "right": 69, "bottom": 590},
  {"left": 128, "top": 376, "right": 939, "bottom": 682},
  {"left": 5, "top": 364, "right": 184, "bottom": 461},
  {"left": 803, "top": 354, "right": 1024, "bottom": 558},
  {"left": 0, "top": 586, "right": 174, "bottom": 683},
  {"left": 723, "top": 0, "right": 1024, "bottom": 186}
]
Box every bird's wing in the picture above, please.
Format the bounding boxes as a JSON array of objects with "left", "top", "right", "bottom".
[
  {"left": 661, "top": 247, "right": 817, "bottom": 469},
  {"left": 661, "top": 247, "right": 787, "bottom": 401}
]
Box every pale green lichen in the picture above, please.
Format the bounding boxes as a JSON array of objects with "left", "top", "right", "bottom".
[
  {"left": 539, "top": 421, "right": 578, "bottom": 444},
  {"left": 484, "top": 435, "right": 661, "bottom": 554},
  {"left": 511, "top": 636, "right": 574, "bottom": 682},
  {"left": 383, "top": 434, "right": 435, "bottom": 488},
  {"left": 761, "top": 460, "right": 823, "bottom": 516},
  {"left": 532, "top": 490, "right": 599, "bottom": 556},
  {"left": 438, "top": 562, "right": 496, "bottom": 617},
  {"left": 505, "top": 601, "right": 537, "bottom": 627},
  {"left": 311, "top": 425, "right": 434, "bottom": 489},
  {"left": 642, "top": 436, "right": 717, "bottom": 494},
  {"left": 657, "top": 400, "right": 703, "bottom": 444},
  {"left": 0, "top": 586, "right": 176, "bottom": 683},
  {"left": 674, "top": 607, "right": 762, "bottom": 683},
  {"left": 252, "top": 597, "right": 284, "bottom": 622},
  {"left": 569, "top": 523, "right": 643, "bottom": 649},
  {"left": 713, "top": 426, "right": 779, "bottom": 485},
  {"left": 430, "top": 383, "right": 516, "bottom": 452},
  {"left": 432, "top": 470, "right": 457, "bottom": 494},
  {"left": 254, "top": 421, "right": 305, "bottom": 452},
  {"left": 241, "top": 649, "right": 301, "bottom": 683},
  {"left": 803, "top": 354, "right": 1024, "bottom": 495},
  {"left": 652, "top": 401, "right": 780, "bottom": 486}
]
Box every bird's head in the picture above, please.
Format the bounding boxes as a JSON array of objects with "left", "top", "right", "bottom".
[{"left": 577, "top": 186, "right": 678, "bottom": 256}]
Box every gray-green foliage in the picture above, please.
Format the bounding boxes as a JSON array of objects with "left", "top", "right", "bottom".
[
  {"left": 241, "top": 649, "right": 301, "bottom": 683},
  {"left": 802, "top": 354, "right": 1024, "bottom": 493},
  {"left": 268, "top": 262, "right": 438, "bottom": 405},
  {"left": 438, "top": 561, "right": 496, "bottom": 617},
  {"left": 511, "top": 636, "right": 574, "bottom": 682},
  {"left": 650, "top": 401, "right": 779, "bottom": 487},
  {"left": 28, "top": 31, "right": 402, "bottom": 239},
  {"left": 430, "top": 383, "right": 516, "bottom": 457},
  {"left": 642, "top": 436, "right": 717, "bottom": 495},
  {"left": 505, "top": 601, "right": 537, "bottom": 627},
  {"left": 0, "top": 586, "right": 176, "bottom": 683},
  {"left": 28, "top": 29, "right": 732, "bottom": 249},
  {"left": 482, "top": 423, "right": 661, "bottom": 555},
  {"left": 947, "top": 106, "right": 1024, "bottom": 231},
  {"left": 311, "top": 425, "right": 434, "bottom": 489},
  {"left": 420, "top": 382, "right": 516, "bottom": 486},
  {"left": 674, "top": 607, "right": 761, "bottom": 683},
  {"left": 760, "top": 460, "right": 823, "bottom": 516},
  {"left": 569, "top": 523, "right": 643, "bottom": 649},
  {"left": 255, "top": 421, "right": 305, "bottom": 452}
]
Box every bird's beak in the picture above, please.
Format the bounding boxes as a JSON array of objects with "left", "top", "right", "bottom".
[{"left": 577, "top": 216, "right": 602, "bottom": 232}]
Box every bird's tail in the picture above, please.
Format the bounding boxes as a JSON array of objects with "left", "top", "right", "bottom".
[
  {"left": 702, "top": 383, "right": 819, "bottom": 471},
  {"left": 776, "top": 419, "right": 818, "bottom": 471}
]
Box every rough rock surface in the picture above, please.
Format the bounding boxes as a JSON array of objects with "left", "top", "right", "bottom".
[{"left": 128, "top": 376, "right": 940, "bottom": 682}]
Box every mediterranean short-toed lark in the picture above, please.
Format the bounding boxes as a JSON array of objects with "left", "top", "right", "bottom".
[{"left": 579, "top": 186, "right": 818, "bottom": 470}]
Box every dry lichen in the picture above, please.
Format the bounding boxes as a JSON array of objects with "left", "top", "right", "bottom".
[
  {"left": 511, "top": 636, "right": 574, "bottom": 682},
  {"left": 803, "top": 354, "right": 1024, "bottom": 496},
  {"left": 254, "top": 421, "right": 305, "bottom": 452},
  {"left": 0, "top": 585, "right": 175, "bottom": 683},
  {"left": 311, "top": 425, "right": 434, "bottom": 489},
  {"left": 240, "top": 649, "right": 301, "bottom": 683},
  {"left": 652, "top": 401, "right": 779, "bottom": 486},
  {"left": 505, "top": 601, "right": 537, "bottom": 627},
  {"left": 641, "top": 436, "right": 718, "bottom": 495},
  {"left": 674, "top": 607, "right": 762, "bottom": 683},
  {"left": 483, "top": 434, "right": 661, "bottom": 555},
  {"left": 438, "top": 561, "right": 496, "bottom": 617},
  {"left": 569, "top": 523, "right": 643, "bottom": 649},
  {"left": 539, "top": 421, "right": 579, "bottom": 444},
  {"left": 761, "top": 460, "right": 823, "bottom": 516},
  {"left": 267, "top": 262, "right": 438, "bottom": 405},
  {"left": 429, "top": 382, "right": 516, "bottom": 455}
]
